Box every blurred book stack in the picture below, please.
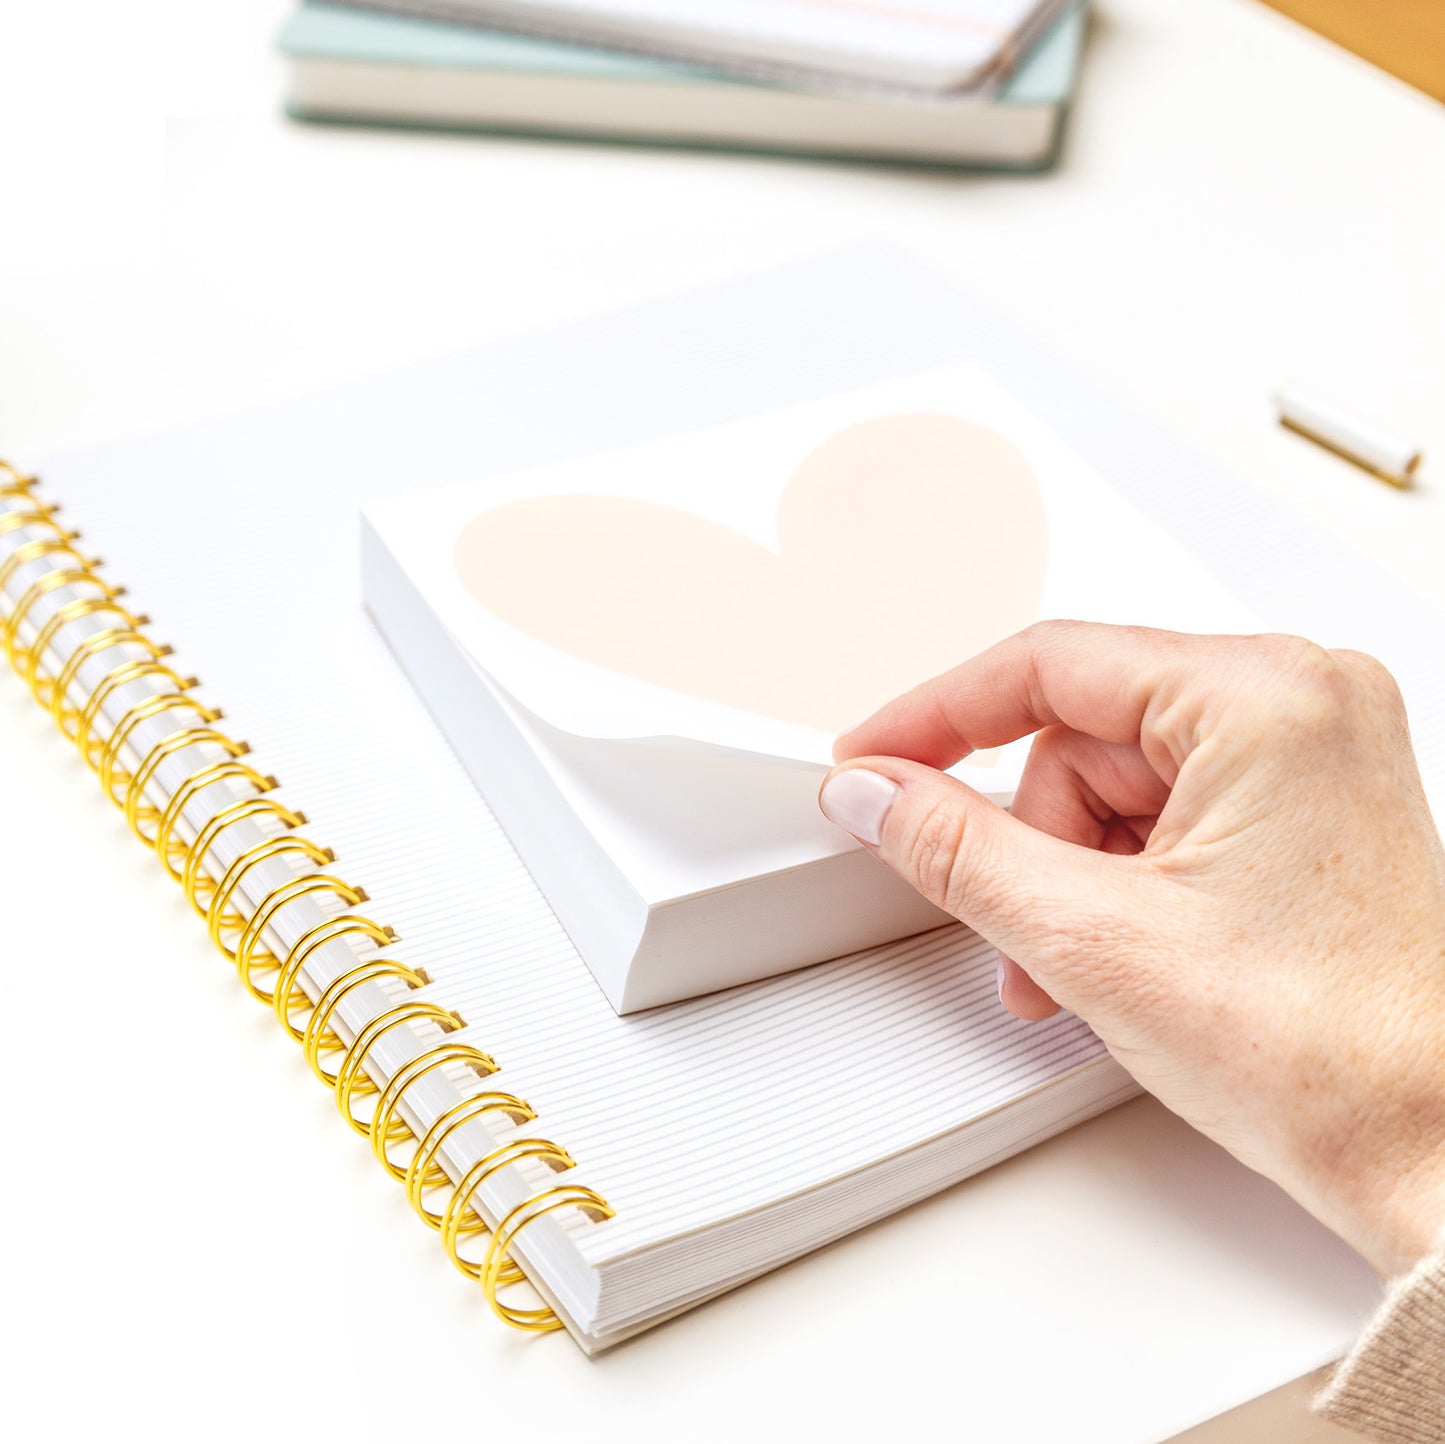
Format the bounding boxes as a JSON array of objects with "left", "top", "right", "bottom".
[{"left": 280, "top": 0, "right": 1089, "bottom": 169}]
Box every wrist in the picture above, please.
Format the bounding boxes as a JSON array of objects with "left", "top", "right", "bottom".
[
  {"left": 1353, "top": 1150, "right": 1445, "bottom": 1278},
  {"left": 1244, "top": 977, "right": 1445, "bottom": 1279},
  {"left": 1302, "top": 1041, "right": 1445, "bottom": 1277}
]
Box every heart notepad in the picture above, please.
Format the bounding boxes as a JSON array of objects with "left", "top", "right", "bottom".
[
  {"left": 365, "top": 365, "right": 1260, "bottom": 770},
  {"left": 454, "top": 413, "right": 1049, "bottom": 737},
  {"left": 361, "top": 362, "right": 1261, "bottom": 1010}
]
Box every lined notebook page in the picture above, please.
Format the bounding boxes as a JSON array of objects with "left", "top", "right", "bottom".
[
  {"left": 39, "top": 249, "right": 1443, "bottom": 1310},
  {"left": 42, "top": 438, "right": 1116, "bottom": 1263}
]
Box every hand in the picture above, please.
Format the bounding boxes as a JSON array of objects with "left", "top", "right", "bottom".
[{"left": 821, "top": 622, "right": 1445, "bottom": 1277}]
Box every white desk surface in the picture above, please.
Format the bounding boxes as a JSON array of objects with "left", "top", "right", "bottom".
[{"left": 2, "top": 2, "right": 1442, "bottom": 1441}]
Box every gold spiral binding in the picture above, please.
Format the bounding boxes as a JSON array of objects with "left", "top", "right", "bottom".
[
  {"left": 154, "top": 756, "right": 274, "bottom": 879},
  {"left": 0, "top": 472, "right": 37, "bottom": 504},
  {"left": 272, "top": 916, "right": 396, "bottom": 1042},
  {"left": 124, "top": 726, "right": 241, "bottom": 843},
  {"left": 0, "top": 464, "right": 46, "bottom": 508},
  {"left": 405, "top": 1090, "right": 538, "bottom": 1228},
  {"left": 0, "top": 534, "right": 85, "bottom": 596},
  {"left": 0, "top": 507, "right": 65, "bottom": 538},
  {"left": 0, "top": 464, "right": 614, "bottom": 1338},
  {"left": 204, "top": 834, "right": 335, "bottom": 956},
  {"left": 368, "top": 1041, "right": 500, "bottom": 1180},
  {"left": 98, "top": 692, "right": 222, "bottom": 805},
  {"left": 482, "top": 1186, "right": 617, "bottom": 1331},
  {"left": 26, "top": 593, "right": 130, "bottom": 704},
  {"left": 48, "top": 627, "right": 161, "bottom": 740},
  {"left": 440, "top": 1139, "right": 574, "bottom": 1283},
  {"left": 4, "top": 566, "right": 118, "bottom": 670},
  {"left": 49, "top": 626, "right": 167, "bottom": 738},
  {"left": 233, "top": 873, "right": 368, "bottom": 1004},
  {"left": 180, "top": 796, "right": 302, "bottom": 914},
  {"left": 73, "top": 651, "right": 176, "bottom": 765},
  {"left": 301, "top": 956, "right": 432, "bottom": 1086},
  {"left": 333, "top": 1000, "right": 467, "bottom": 1136}
]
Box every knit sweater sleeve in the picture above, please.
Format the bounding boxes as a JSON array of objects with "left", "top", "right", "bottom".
[{"left": 1315, "top": 1233, "right": 1445, "bottom": 1443}]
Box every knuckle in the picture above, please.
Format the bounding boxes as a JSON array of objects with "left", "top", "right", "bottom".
[
  {"left": 1019, "top": 619, "right": 1064, "bottom": 646},
  {"left": 905, "top": 799, "right": 967, "bottom": 910},
  {"left": 1251, "top": 635, "right": 1353, "bottom": 733},
  {"left": 905, "top": 798, "right": 983, "bottom": 917},
  {"left": 1330, "top": 648, "right": 1406, "bottom": 713},
  {"left": 1020, "top": 618, "right": 1086, "bottom": 655},
  {"left": 1026, "top": 723, "right": 1070, "bottom": 764},
  {"left": 1244, "top": 638, "right": 1411, "bottom": 745},
  {"left": 1263, "top": 633, "right": 1336, "bottom": 686}
]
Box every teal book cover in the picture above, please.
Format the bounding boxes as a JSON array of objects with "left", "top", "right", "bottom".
[
  {"left": 282, "top": 3, "right": 1084, "bottom": 105},
  {"left": 280, "top": 2, "right": 1087, "bottom": 167}
]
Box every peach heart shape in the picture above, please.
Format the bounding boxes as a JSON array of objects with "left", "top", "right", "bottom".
[{"left": 454, "top": 414, "right": 1048, "bottom": 736}]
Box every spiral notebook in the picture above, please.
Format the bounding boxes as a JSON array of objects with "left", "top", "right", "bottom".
[
  {"left": 0, "top": 466, "right": 1133, "bottom": 1351},
  {"left": 4, "top": 250, "right": 1440, "bottom": 1357}
]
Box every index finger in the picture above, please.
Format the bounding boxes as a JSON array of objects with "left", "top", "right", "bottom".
[{"left": 833, "top": 620, "right": 1227, "bottom": 770}]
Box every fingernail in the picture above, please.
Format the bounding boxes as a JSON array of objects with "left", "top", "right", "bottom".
[
  {"left": 819, "top": 768, "right": 899, "bottom": 847},
  {"left": 996, "top": 956, "right": 1007, "bottom": 1002}
]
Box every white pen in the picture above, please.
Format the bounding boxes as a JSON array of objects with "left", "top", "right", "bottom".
[{"left": 1275, "top": 384, "right": 1422, "bottom": 489}]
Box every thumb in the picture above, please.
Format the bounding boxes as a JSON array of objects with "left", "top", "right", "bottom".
[{"left": 817, "top": 759, "right": 1150, "bottom": 1013}]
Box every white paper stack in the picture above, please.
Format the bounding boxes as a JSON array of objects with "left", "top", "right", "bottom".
[{"left": 362, "top": 365, "right": 1259, "bottom": 1012}]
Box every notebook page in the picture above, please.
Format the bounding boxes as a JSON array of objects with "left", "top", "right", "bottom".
[
  {"left": 29, "top": 258, "right": 1129, "bottom": 1290},
  {"left": 39, "top": 416, "right": 1118, "bottom": 1264},
  {"left": 36, "top": 248, "right": 1443, "bottom": 1307}
]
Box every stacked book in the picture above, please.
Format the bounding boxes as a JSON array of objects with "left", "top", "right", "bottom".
[{"left": 280, "top": 0, "right": 1089, "bottom": 169}]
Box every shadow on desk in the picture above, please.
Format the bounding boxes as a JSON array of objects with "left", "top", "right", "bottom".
[{"left": 554, "top": 1095, "right": 1380, "bottom": 1443}]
